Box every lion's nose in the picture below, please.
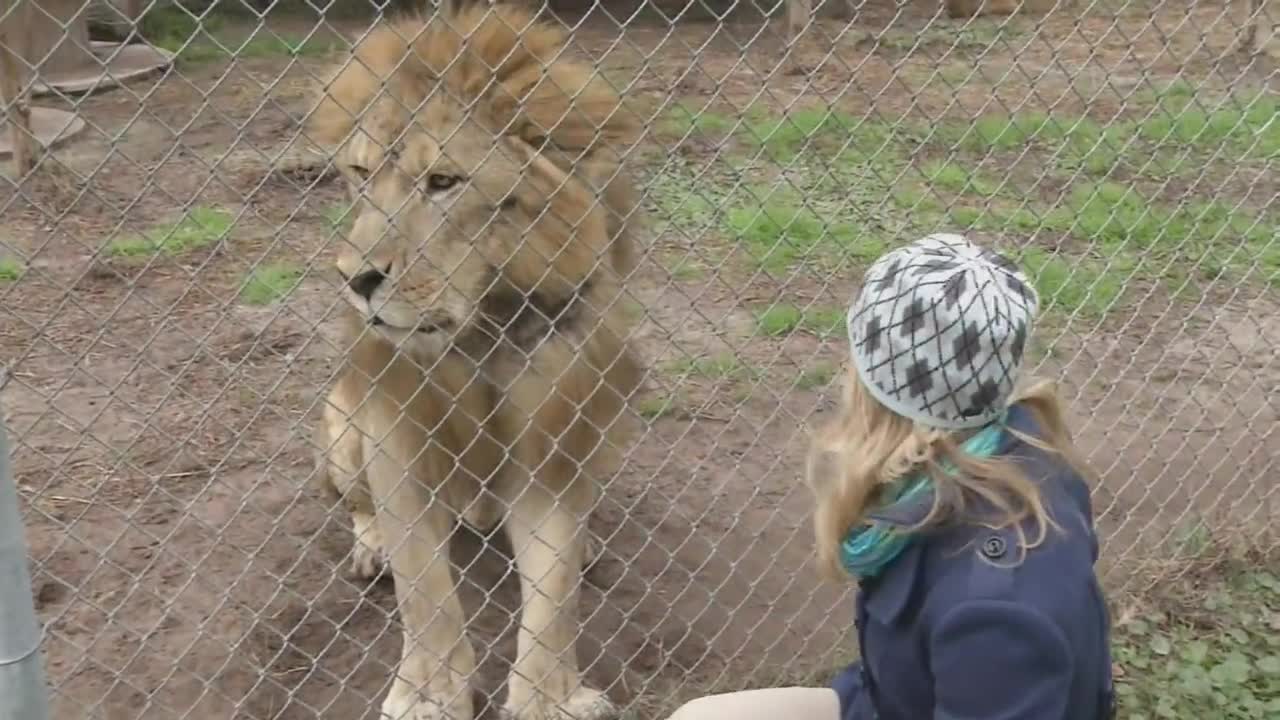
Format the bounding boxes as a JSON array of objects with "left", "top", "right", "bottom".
[{"left": 348, "top": 268, "right": 387, "bottom": 300}]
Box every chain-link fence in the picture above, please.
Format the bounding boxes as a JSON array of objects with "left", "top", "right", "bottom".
[{"left": 1, "top": 0, "right": 1277, "bottom": 717}]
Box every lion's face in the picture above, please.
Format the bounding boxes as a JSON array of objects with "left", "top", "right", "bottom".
[{"left": 333, "top": 104, "right": 537, "bottom": 360}]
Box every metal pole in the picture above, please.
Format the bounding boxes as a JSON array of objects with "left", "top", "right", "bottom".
[{"left": 0, "top": 415, "right": 51, "bottom": 720}]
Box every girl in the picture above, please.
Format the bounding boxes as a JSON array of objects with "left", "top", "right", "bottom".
[{"left": 667, "top": 234, "right": 1114, "bottom": 720}]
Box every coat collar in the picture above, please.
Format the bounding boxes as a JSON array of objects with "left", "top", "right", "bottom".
[
  {"left": 859, "top": 536, "right": 925, "bottom": 624},
  {"left": 858, "top": 403, "right": 1044, "bottom": 624}
]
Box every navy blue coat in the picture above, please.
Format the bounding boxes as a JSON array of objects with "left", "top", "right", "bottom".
[{"left": 831, "top": 402, "right": 1115, "bottom": 720}]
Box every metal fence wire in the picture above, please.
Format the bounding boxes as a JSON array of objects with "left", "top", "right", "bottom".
[{"left": 1, "top": 0, "right": 1277, "bottom": 717}]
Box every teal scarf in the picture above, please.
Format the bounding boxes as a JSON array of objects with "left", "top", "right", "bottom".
[{"left": 840, "top": 416, "right": 1008, "bottom": 579}]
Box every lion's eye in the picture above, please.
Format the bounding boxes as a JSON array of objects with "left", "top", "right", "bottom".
[
  {"left": 426, "top": 173, "right": 462, "bottom": 192},
  {"left": 347, "top": 164, "right": 370, "bottom": 181}
]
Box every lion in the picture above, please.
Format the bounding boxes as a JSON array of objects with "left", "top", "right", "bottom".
[{"left": 306, "top": 5, "right": 644, "bottom": 719}]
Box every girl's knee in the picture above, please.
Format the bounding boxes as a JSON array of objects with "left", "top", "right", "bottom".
[{"left": 668, "top": 696, "right": 716, "bottom": 720}]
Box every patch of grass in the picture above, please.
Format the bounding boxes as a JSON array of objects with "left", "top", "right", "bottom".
[
  {"left": 1135, "top": 79, "right": 1200, "bottom": 107},
  {"left": 646, "top": 160, "right": 726, "bottom": 235},
  {"left": 1137, "top": 93, "right": 1280, "bottom": 159},
  {"left": 889, "top": 185, "right": 945, "bottom": 214},
  {"left": 324, "top": 203, "right": 355, "bottom": 233},
  {"left": 725, "top": 197, "right": 887, "bottom": 272},
  {"left": 1019, "top": 248, "right": 1127, "bottom": 319},
  {"left": 0, "top": 258, "right": 22, "bottom": 282},
  {"left": 826, "top": 122, "right": 907, "bottom": 173},
  {"left": 659, "top": 251, "right": 705, "bottom": 281},
  {"left": 754, "top": 305, "right": 802, "bottom": 336},
  {"left": 108, "top": 206, "right": 234, "bottom": 258},
  {"left": 645, "top": 109, "right": 918, "bottom": 276},
  {"left": 934, "top": 112, "right": 1061, "bottom": 152},
  {"left": 240, "top": 263, "right": 303, "bottom": 306},
  {"left": 948, "top": 203, "right": 1057, "bottom": 235},
  {"left": 754, "top": 304, "right": 844, "bottom": 338},
  {"left": 1112, "top": 566, "right": 1280, "bottom": 718},
  {"left": 234, "top": 31, "right": 338, "bottom": 59},
  {"left": 138, "top": 5, "right": 222, "bottom": 47},
  {"left": 796, "top": 363, "right": 838, "bottom": 390},
  {"left": 920, "top": 160, "right": 1001, "bottom": 196},
  {"left": 637, "top": 395, "right": 680, "bottom": 421},
  {"left": 950, "top": 181, "right": 1279, "bottom": 296},
  {"left": 662, "top": 101, "right": 736, "bottom": 138},
  {"left": 740, "top": 107, "right": 858, "bottom": 161},
  {"left": 1063, "top": 183, "right": 1277, "bottom": 262},
  {"left": 932, "top": 89, "right": 1277, "bottom": 183},
  {"left": 666, "top": 354, "right": 761, "bottom": 384},
  {"left": 142, "top": 8, "right": 337, "bottom": 65}
]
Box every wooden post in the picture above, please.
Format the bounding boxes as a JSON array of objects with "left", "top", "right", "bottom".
[
  {"left": 1, "top": 0, "right": 37, "bottom": 176},
  {"left": 787, "top": 0, "right": 812, "bottom": 43}
]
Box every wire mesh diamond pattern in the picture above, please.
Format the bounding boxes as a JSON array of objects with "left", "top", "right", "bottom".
[{"left": 1, "top": 0, "right": 1277, "bottom": 718}]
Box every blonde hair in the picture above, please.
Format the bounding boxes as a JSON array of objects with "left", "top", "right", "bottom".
[{"left": 806, "top": 365, "right": 1093, "bottom": 581}]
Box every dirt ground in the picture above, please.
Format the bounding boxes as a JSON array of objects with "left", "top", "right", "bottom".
[{"left": 2, "top": 1, "right": 1277, "bottom": 718}]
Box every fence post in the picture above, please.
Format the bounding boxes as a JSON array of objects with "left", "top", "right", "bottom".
[{"left": 0, "top": 415, "right": 51, "bottom": 720}]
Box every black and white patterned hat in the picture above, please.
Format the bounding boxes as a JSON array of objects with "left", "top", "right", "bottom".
[{"left": 846, "top": 233, "right": 1039, "bottom": 430}]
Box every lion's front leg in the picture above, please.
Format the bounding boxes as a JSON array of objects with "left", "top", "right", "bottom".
[
  {"left": 318, "top": 380, "right": 390, "bottom": 581},
  {"left": 366, "top": 443, "right": 477, "bottom": 720},
  {"left": 501, "top": 482, "right": 616, "bottom": 720}
]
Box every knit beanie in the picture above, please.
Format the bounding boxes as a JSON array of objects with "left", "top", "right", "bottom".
[{"left": 845, "top": 233, "right": 1040, "bottom": 430}]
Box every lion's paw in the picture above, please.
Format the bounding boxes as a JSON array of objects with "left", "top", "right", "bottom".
[
  {"left": 503, "top": 687, "right": 617, "bottom": 720},
  {"left": 349, "top": 513, "right": 389, "bottom": 581},
  {"left": 380, "top": 679, "right": 471, "bottom": 720}
]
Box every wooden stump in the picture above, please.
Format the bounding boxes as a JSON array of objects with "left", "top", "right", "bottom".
[{"left": 1, "top": 0, "right": 37, "bottom": 175}]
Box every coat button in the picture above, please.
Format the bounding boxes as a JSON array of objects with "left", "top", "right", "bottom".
[{"left": 981, "top": 535, "right": 1007, "bottom": 559}]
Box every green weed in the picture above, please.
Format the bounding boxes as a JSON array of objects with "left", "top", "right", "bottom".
[
  {"left": 1112, "top": 567, "right": 1280, "bottom": 718},
  {"left": 725, "top": 198, "right": 885, "bottom": 272},
  {"left": 669, "top": 259, "right": 704, "bottom": 281},
  {"left": 637, "top": 395, "right": 680, "bottom": 421},
  {"left": 138, "top": 5, "right": 222, "bottom": 47},
  {"left": 950, "top": 181, "right": 1277, "bottom": 302},
  {"left": 646, "top": 162, "right": 725, "bottom": 235},
  {"left": 796, "top": 363, "right": 838, "bottom": 390},
  {"left": 921, "top": 161, "right": 1001, "bottom": 196},
  {"left": 667, "top": 355, "right": 760, "bottom": 384},
  {"left": 933, "top": 90, "right": 1277, "bottom": 182},
  {"left": 662, "top": 101, "right": 736, "bottom": 138},
  {"left": 1137, "top": 93, "right": 1280, "bottom": 159},
  {"left": 0, "top": 258, "right": 22, "bottom": 282},
  {"left": 1064, "top": 183, "right": 1276, "bottom": 261},
  {"left": 890, "top": 185, "right": 945, "bottom": 214},
  {"left": 1020, "top": 248, "right": 1126, "bottom": 318},
  {"left": 828, "top": 122, "right": 904, "bottom": 167},
  {"left": 948, "top": 203, "right": 1059, "bottom": 234},
  {"left": 144, "top": 9, "right": 337, "bottom": 66},
  {"left": 754, "top": 304, "right": 844, "bottom": 338},
  {"left": 324, "top": 203, "right": 355, "bottom": 233},
  {"left": 235, "top": 31, "right": 337, "bottom": 58},
  {"left": 109, "top": 206, "right": 233, "bottom": 258},
  {"left": 240, "top": 263, "right": 303, "bottom": 306},
  {"left": 740, "top": 107, "right": 857, "bottom": 161},
  {"left": 935, "top": 112, "right": 1062, "bottom": 152},
  {"left": 754, "top": 305, "right": 802, "bottom": 336}
]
